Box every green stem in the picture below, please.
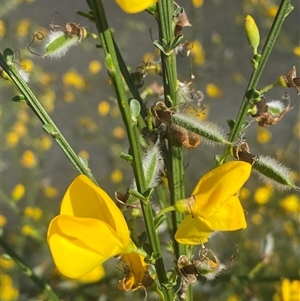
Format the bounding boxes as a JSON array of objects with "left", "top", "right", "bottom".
[
  {"left": 0, "top": 237, "right": 61, "bottom": 301},
  {"left": 0, "top": 52, "right": 97, "bottom": 185},
  {"left": 226, "top": 0, "right": 293, "bottom": 148},
  {"left": 86, "top": 1, "right": 173, "bottom": 300},
  {"left": 156, "top": 0, "right": 186, "bottom": 261},
  {"left": 156, "top": 0, "right": 189, "bottom": 299},
  {"left": 156, "top": 205, "right": 176, "bottom": 219}
]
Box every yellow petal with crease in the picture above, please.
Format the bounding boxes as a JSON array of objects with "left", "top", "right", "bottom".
[
  {"left": 202, "top": 196, "right": 247, "bottom": 230},
  {"left": 47, "top": 215, "right": 126, "bottom": 278},
  {"left": 60, "top": 175, "right": 130, "bottom": 247},
  {"left": 175, "top": 215, "right": 213, "bottom": 245},
  {"left": 192, "top": 161, "right": 251, "bottom": 217}
]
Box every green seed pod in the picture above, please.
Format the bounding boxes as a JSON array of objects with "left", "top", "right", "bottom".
[
  {"left": 244, "top": 15, "right": 260, "bottom": 54},
  {"left": 172, "top": 112, "right": 229, "bottom": 145},
  {"left": 253, "top": 156, "right": 298, "bottom": 191}
]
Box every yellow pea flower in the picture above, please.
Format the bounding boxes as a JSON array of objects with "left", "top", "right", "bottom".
[
  {"left": 115, "top": 0, "right": 158, "bottom": 14},
  {"left": 175, "top": 161, "right": 252, "bottom": 245},
  {"left": 47, "top": 175, "right": 135, "bottom": 278}
]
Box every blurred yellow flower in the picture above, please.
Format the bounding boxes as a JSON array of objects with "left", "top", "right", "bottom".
[
  {"left": 280, "top": 194, "right": 300, "bottom": 213},
  {"left": 22, "top": 225, "right": 34, "bottom": 235},
  {"left": 64, "top": 90, "right": 75, "bottom": 103},
  {"left": 206, "top": 83, "right": 222, "bottom": 98},
  {"left": 24, "top": 207, "right": 43, "bottom": 220},
  {"left": 11, "top": 184, "right": 25, "bottom": 201},
  {"left": 0, "top": 274, "right": 19, "bottom": 301},
  {"left": 47, "top": 175, "right": 135, "bottom": 278},
  {"left": 281, "top": 278, "right": 300, "bottom": 301},
  {"left": 110, "top": 169, "right": 123, "bottom": 184},
  {"left": 78, "top": 150, "right": 89, "bottom": 160},
  {"left": 257, "top": 127, "right": 272, "bottom": 144},
  {"left": 17, "top": 19, "right": 31, "bottom": 37},
  {"left": 251, "top": 213, "right": 263, "bottom": 225},
  {"left": 191, "top": 40, "right": 205, "bottom": 65},
  {"left": 254, "top": 185, "right": 272, "bottom": 205},
  {"left": 40, "top": 135, "right": 52, "bottom": 150},
  {"left": 113, "top": 126, "right": 125, "bottom": 139},
  {"left": 21, "top": 59, "right": 34, "bottom": 72},
  {"left": 265, "top": 5, "right": 278, "bottom": 18},
  {"left": 115, "top": 0, "right": 157, "bottom": 13},
  {"left": 98, "top": 101, "right": 110, "bottom": 116},
  {"left": 192, "top": 0, "right": 203, "bottom": 8},
  {"left": 20, "top": 150, "right": 37, "bottom": 168},
  {"left": 78, "top": 116, "right": 97, "bottom": 132},
  {"left": 175, "top": 161, "right": 252, "bottom": 245},
  {"left": 13, "top": 122, "right": 27, "bottom": 138},
  {"left": 0, "top": 20, "right": 6, "bottom": 37},
  {"left": 226, "top": 295, "right": 240, "bottom": 301},
  {"left": 110, "top": 105, "right": 121, "bottom": 118},
  {"left": 43, "top": 186, "right": 59, "bottom": 198},
  {"left": 0, "top": 257, "right": 14, "bottom": 269},
  {"left": 239, "top": 187, "right": 250, "bottom": 200},
  {"left": 293, "top": 46, "right": 300, "bottom": 57},
  {"left": 62, "top": 70, "right": 86, "bottom": 90},
  {"left": 0, "top": 215, "right": 7, "bottom": 227},
  {"left": 6, "top": 132, "right": 19, "bottom": 148},
  {"left": 89, "top": 60, "right": 102, "bottom": 74}
]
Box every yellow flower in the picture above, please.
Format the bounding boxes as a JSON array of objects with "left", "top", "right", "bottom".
[
  {"left": 115, "top": 0, "right": 158, "bottom": 13},
  {"left": 110, "top": 169, "right": 123, "bottom": 183},
  {"left": 206, "top": 83, "right": 222, "bottom": 98},
  {"left": 280, "top": 194, "right": 300, "bottom": 213},
  {"left": 175, "top": 161, "right": 252, "bottom": 245},
  {"left": 47, "top": 175, "right": 134, "bottom": 278},
  {"left": 20, "top": 150, "right": 37, "bottom": 168},
  {"left": 191, "top": 40, "right": 205, "bottom": 65},
  {"left": 118, "top": 253, "right": 154, "bottom": 291},
  {"left": 11, "top": 184, "right": 25, "bottom": 201},
  {"left": 254, "top": 185, "right": 272, "bottom": 205},
  {"left": 281, "top": 278, "right": 300, "bottom": 301},
  {"left": 89, "top": 60, "right": 102, "bottom": 74}
]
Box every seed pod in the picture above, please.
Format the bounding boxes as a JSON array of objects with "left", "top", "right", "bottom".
[{"left": 253, "top": 156, "right": 298, "bottom": 191}]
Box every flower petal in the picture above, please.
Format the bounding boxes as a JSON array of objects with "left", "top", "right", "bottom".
[
  {"left": 175, "top": 215, "right": 213, "bottom": 245},
  {"left": 203, "top": 196, "right": 247, "bottom": 230},
  {"left": 115, "top": 0, "right": 157, "bottom": 14},
  {"left": 47, "top": 215, "right": 126, "bottom": 278},
  {"left": 192, "top": 161, "right": 251, "bottom": 217},
  {"left": 60, "top": 175, "right": 130, "bottom": 247}
]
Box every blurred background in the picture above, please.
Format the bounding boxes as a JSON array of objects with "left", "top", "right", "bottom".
[{"left": 1, "top": 0, "right": 299, "bottom": 300}]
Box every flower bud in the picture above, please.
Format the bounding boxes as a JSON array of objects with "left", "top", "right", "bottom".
[
  {"left": 244, "top": 15, "right": 260, "bottom": 54},
  {"left": 174, "top": 197, "right": 195, "bottom": 214}
]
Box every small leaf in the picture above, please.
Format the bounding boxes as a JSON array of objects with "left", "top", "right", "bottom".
[
  {"left": 154, "top": 215, "right": 166, "bottom": 229},
  {"left": 120, "top": 152, "right": 133, "bottom": 162},
  {"left": 3, "top": 48, "right": 14, "bottom": 66},
  {"left": 105, "top": 53, "right": 114, "bottom": 72},
  {"left": 129, "top": 98, "right": 141, "bottom": 123},
  {"left": 43, "top": 124, "right": 58, "bottom": 137},
  {"left": 170, "top": 34, "right": 184, "bottom": 49},
  {"left": 227, "top": 119, "right": 235, "bottom": 130},
  {"left": 11, "top": 94, "right": 27, "bottom": 103}
]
